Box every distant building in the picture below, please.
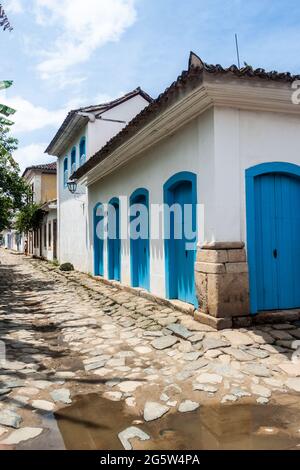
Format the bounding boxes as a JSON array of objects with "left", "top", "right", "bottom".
[
  {"left": 22, "top": 162, "right": 57, "bottom": 260},
  {"left": 1, "top": 228, "right": 23, "bottom": 252},
  {"left": 46, "top": 88, "right": 152, "bottom": 271}
]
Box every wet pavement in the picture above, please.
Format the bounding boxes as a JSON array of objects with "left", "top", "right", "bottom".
[
  {"left": 1, "top": 248, "right": 300, "bottom": 450},
  {"left": 55, "top": 394, "right": 300, "bottom": 450}
]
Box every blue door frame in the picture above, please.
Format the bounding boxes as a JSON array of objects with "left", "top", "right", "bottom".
[
  {"left": 246, "top": 162, "right": 300, "bottom": 314},
  {"left": 163, "top": 171, "right": 198, "bottom": 307},
  {"left": 108, "top": 197, "right": 121, "bottom": 281},
  {"left": 93, "top": 203, "right": 104, "bottom": 276},
  {"left": 130, "top": 188, "right": 150, "bottom": 291}
]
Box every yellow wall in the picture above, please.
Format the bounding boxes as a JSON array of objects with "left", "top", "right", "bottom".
[{"left": 41, "top": 173, "right": 57, "bottom": 203}]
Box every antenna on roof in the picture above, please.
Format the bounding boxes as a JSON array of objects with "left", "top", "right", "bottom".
[{"left": 235, "top": 33, "right": 241, "bottom": 68}]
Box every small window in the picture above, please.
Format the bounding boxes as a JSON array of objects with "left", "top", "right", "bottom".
[
  {"left": 79, "top": 137, "right": 86, "bottom": 166},
  {"left": 71, "top": 147, "right": 76, "bottom": 174},
  {"left": 63, "top": 157, "right": 68, "bottom": 187},
  {"left": 44, "top": 224, "right": 47, "bottom": 248},
  {"left": 48, "top": 222, "right": 52, "bottom": 248}
]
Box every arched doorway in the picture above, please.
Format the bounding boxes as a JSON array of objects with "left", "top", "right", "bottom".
[
  {"left": 246, "top": 162, "right": 300, "bottom": 313},
  {"left": 107, "top": 197, "right": 121, "bottom": 281},
  {"left": 130, "top": 188, "right": 150, "bottom": 291},
  {"left": 93, "top": 203, "right": 104, "bottom": 276},
  {"left": 163, "top": 171, "right": 197, "bottom": 306}
]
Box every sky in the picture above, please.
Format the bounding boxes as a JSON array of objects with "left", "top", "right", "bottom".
[{"left": 1, "top": 0, "right": 300, "bottom": 172}]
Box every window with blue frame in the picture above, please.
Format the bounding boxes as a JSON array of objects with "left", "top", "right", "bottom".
[
  {"left": 71, "top": 147, "right": 76, "bottom": 174},
  {"left": 63, "top": 157, "right": 68, "bottom": 187},
  {"left": 80, "top": 137, "right": 86, "bottom": 166}
]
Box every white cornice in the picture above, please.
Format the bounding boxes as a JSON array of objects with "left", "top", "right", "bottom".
[
  {"left": 80, "top": 79, "right": 300, "bottom": 186},
  {"left": 206, "top": 80, "right": 299, "bottom": 114}
]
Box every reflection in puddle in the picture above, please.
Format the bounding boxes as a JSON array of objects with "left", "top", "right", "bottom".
[{"left": 55, "top": 394, "right": 300, "bottom": 450}]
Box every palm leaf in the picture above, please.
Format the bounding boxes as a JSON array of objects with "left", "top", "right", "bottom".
[
  {"left": 0, "top": 80, "right": 13, "bottom": 91},
  {"left": 0, "top": 116, "right": 14, "bottom": 126},
  {"left": 0, "top": 103, "right": 16, "bottom": 117},
  {"left": 0, "top": 4, "right": 13, "bottom": 32}
]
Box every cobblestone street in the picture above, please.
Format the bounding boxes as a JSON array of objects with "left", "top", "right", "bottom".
[{"left": 1, "top": 248, "right": 300, "bottom": 449}]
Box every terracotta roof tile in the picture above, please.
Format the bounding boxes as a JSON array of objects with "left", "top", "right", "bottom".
[
  {"left": 22, "top": 161, "right": 57, "bottom": 177},
  {"left": 45, "top": 88, "right": 152, "bottom": 155},
  {"left": 72, "top": 52, "right": 300, "bottom": 182}
]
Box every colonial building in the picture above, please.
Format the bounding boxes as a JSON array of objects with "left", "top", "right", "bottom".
[
  {"left": 22, "top": 162, "right": 57, "bottom": 260},
  {"left": 45, "top": 88, "right": 152, "bottom": 271},
  {"left": 71, "top": 52, "right": 300, "bottom": 329},
  {"left": 1, "top": 227, "right": 23, "bottom": 252}
]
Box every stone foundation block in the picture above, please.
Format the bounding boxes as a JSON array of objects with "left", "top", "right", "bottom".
[
  {"left": 227, "top": 249, "right": 246, "bottom": 263},
  {"left": 225, "top": 262, "right": 248, "bottom": 274},
  {"left": 195, "top": 243, "right": 250, "bottom": 323},
  {"left": 195, "top": 262, "right": 225, "bottom": 274},
  {"left": 197, "top": 249, "right": 228, "bottom": 264},
  {"left": 253, "top": 310, "right": 300, "bottom": 325},
  {"left": 206, "top": 272, "right": 250, "bottom": 317},
  {"left": 194, "top": 311, "right": 232, "bottom": 330},
  {"left": 232, "top": 316, "right": 253, "bottom": 328}
]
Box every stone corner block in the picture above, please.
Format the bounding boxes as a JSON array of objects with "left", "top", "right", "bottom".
[
  {"left": 195, "top": 261, "right": 225, "bottom": 274},
  {"left": 194, "top": 311, "right": 232, "bottom": 330},
  {"left": 225, "top": 262, "right": 248, "bottom": 274},
  {"left": 197, "top": 249, "right": 228, "bottom": 264},
  {"left": 227, "top": 249, "right": 246, "bottom": 263}
]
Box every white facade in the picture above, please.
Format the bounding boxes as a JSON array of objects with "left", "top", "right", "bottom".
[
  {"left": 213, "top": 107, "right": 300, "bottom": 244},
  {"left": 85, "top": 104, "right": 300, "bottom": 300},
  {"left": 2, "top": 229, "right": 23, "bottom": 252},
  {"left": 56, "top": 93, "right": 151, "bottom": 272},
  {"left": 88, "top": 111, "right": 213, "bottom": 297},
  {"left": 31, "top": 203, "right": 58, "bottom": 262}
]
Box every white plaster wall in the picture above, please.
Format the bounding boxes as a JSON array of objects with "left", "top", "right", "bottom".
[
  {"left": 88, "top": 110, "right": 215, "bottom": 298},
  {"left": 2, "top": 230, "right": 23, "bottom": 251},
  {"left": 87, "top": 95, "right": 149, "bottom": 157},
  {"left": 58, "top": 142, "right": 88, "bottom": 270},
  {"left": 57, "top": 94, "right": 150, "bottom": 272},
  {"left": 41, "top": 210, "right": 58, "bottom": 262},
  {"left": 27, "top": 174, "right": 42, "bottom": 204},
  {"left": 87, "top": 105, "right": 300, "bottom": 299},
  {"left": 213, "top": 107, "right": 300, "bottom": 245}
]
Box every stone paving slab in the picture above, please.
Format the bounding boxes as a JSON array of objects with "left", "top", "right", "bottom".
[{"left": 0, "top": 249, "right": 300, "bottom": 449}]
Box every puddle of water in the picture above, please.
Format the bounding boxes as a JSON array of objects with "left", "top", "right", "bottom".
[{"left": 54, "top": 394, "right": 300, "bottom": 450}]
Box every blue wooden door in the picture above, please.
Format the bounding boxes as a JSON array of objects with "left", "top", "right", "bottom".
[
  {"left": 254, "top": 173, "right": 300, "bottom": 310},
  {"left": 108, "top": 200, "right": 120, "bottom": 281},
  {"left": 93, "top": 204, "right": 104, "bottom": 276},
  {"left": 172, "top": 181, "right": 196, "bottom": 304},
  {"left": 131, "top": 193, "right": 149, "bottom": 290}
]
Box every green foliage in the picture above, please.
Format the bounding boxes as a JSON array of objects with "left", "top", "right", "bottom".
[
  {"left": 14, "top": 203, "right": 44, "bottom": 234},
  {"left": 59, "top": 262, "right": 74, "bottom": 272},
  {"left": 0, "top": 125, "right": 32, "bottom": 232},
  {"left": 0, "top": 4, "right": 13, "bottom": 32}
]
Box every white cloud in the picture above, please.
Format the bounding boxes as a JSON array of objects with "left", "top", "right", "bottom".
[
  {"left": 6, "top": 0, "right": 24, "bottom": 14},
  {"left": 5, "top": 96, "right": 67, "bottom": 134},
  {"left": 4, "top": 90, "right": 126, "bottom": 138},
  {"left": 13, "top": 143, "right": 53, "bottom": 173},
  {"left": 34, "top": 0, "right": 137, "bottom": 83}
]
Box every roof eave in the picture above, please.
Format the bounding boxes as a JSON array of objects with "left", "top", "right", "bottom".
[
  {"left": 76, "top": 84, "right": 210, "bottom": 186},
  {"left": 75, "top": 77, "right": 300, "bottom": 187},
  {"left": 45, "top": 88, "right": 152, "bottom": 157},
  {"left": 46, "top": 113, "right": 88, "bottom": 157}
]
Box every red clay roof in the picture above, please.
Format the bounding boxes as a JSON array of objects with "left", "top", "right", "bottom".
[
  {"left": 22, "top": 161, "right": 57, "bottom": 178},
  {"left": 72, "top": 52, "right": 300, "bottom": 181},
  {"left": 45, "top": 87, "right": 152, "bottom": 155}
]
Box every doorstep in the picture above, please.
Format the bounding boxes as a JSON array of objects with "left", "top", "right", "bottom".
[
  {"left": 94, "top": 276, "right": 196, "bottom": 316},
  {"left": 253, "top": 309, "right": 300, "bottom": 324}
]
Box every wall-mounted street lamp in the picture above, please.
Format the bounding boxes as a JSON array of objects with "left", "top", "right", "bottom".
[{"left": 67, "top": 180, "right": 78, "bottom": 194}]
